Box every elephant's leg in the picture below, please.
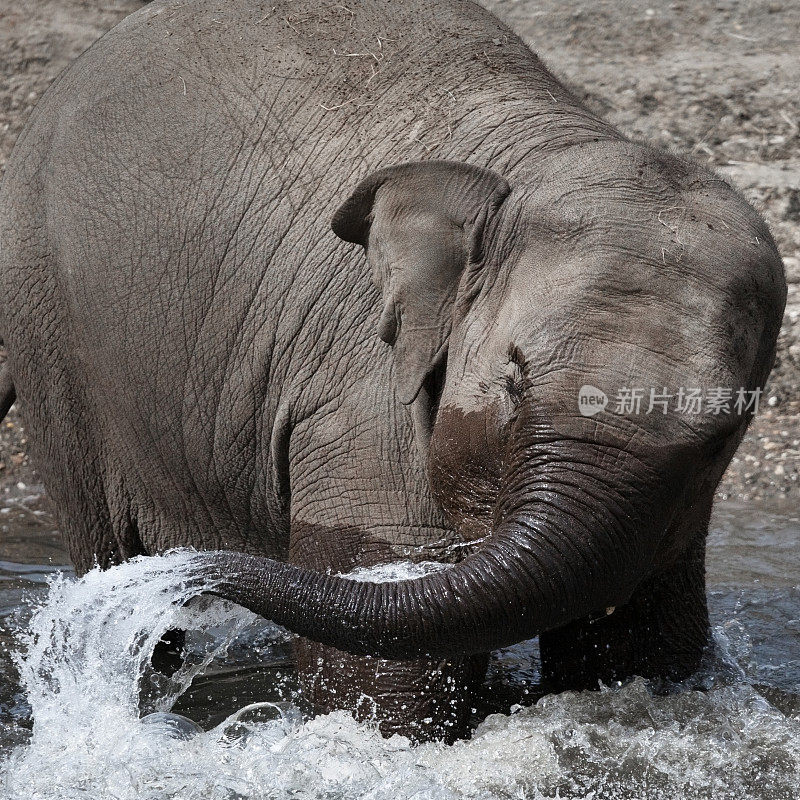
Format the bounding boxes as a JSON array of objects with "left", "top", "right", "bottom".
[
  {"left": 288, "top": 517, "right": 487, "bottom": 742},
  {"left": 57, "top": 473, "right": 184, "bottom": 681},
  {"left": 48, "top": 470, "right": 144, "bottom": 575},
  {"left": 296, "top": 640, "right": 487, "bottom": 743},
  {"left": 539, "top": 530, "right": 709, "bottom": 691}
]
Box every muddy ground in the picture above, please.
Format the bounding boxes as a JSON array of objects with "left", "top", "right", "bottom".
[{"left": 0, "top": 0, "right": 797, "bottom": 506}]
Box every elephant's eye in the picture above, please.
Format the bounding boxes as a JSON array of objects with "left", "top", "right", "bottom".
[
  {"left": 504, "top": 373, "right": 526, "bottom": 405},
  {"left": 504, "top": 344, "right": 526, "bottom": 406},
  {"left": 508, "top": 344, "right": 526, "bottom": 368},
  {"left": 504, "top": 345, "right": 527, "bottom": 406}
]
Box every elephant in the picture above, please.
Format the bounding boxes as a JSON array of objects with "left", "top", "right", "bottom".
[{"left": 0, "top": 0, "right": 786, "bottom": 742}]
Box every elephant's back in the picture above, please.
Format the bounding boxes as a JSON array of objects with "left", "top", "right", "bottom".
[
  {"left": 5, "top": 0, "right": 546, "bottom": 377},
  {"left": 7, "top": 0, "right": 575, "bottom": 320},
  {"left": 25, "top": 0, "right": 548, "bottom": 207}
]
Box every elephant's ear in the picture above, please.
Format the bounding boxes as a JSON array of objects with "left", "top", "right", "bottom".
[{"left": 331, "top": 160, "right": 511, "bottom": 404}]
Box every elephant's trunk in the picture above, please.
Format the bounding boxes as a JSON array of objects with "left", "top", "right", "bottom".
[{"left": 200, "top": 434, "right": 673, "bottom": 659}]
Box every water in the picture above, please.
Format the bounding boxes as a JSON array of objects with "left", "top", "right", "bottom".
[
  {"left": 338, "top": 560, "right": 452, "bottom": 581},
  {"left": 0, "top": 482, "right": 798, "bottom": 799}
]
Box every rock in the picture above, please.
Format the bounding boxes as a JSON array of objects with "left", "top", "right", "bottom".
[{"left": 783, "top": 256, "right": 800, "bottom": 283}]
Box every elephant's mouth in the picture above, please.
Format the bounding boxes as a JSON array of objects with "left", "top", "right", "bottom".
[
  {"left": 422, "top": 358, "right": 447, "bottom": 425},
  {"left": 411, "top": 356, "right": 448, "bottom": 453}
]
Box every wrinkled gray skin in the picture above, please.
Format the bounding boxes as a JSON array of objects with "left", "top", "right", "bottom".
[{"left": 0, "top": 0, "right": 785, "bottom": 741}]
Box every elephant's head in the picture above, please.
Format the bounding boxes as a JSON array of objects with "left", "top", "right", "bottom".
[{"left": 201, "top": 142, "right": 786, "bottom": 660}]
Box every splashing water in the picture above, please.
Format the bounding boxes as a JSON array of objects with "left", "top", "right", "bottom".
[
  {"left": 1, "top": 549, "right": 799, "bottom": 800},
  {"left": 339, "top": 560, "right": 451, "bottom": 582}
]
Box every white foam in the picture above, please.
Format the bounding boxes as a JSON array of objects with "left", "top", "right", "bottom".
[{"left": 1, "top": 552, "right": 799, "bottom": 799}]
